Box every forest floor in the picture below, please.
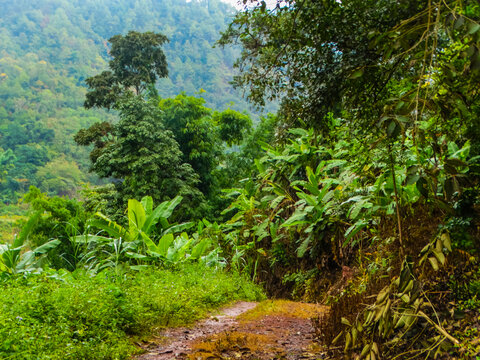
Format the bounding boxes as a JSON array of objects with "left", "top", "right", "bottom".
[{"left": 136, "top": 300, "right": 329, "bottom": 360}]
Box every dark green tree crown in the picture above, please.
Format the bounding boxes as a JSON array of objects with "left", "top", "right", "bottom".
[{"left": 84, "top": 31, "right": 169, "bottom": 109}]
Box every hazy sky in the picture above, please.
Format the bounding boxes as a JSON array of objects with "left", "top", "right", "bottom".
[{"left": 220, "top": 0, "right": 279, "bottom": 9}]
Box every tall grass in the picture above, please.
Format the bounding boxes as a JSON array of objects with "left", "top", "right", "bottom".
[{"left": 0, "top": 264, "right": 264, "bottom": 359}]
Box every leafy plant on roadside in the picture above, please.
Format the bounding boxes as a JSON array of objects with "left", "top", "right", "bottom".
[
  {"left": 0, "top": 213, "right": 60, "bottom": 277},
  {"left": 332, "top": 233, "right": 458, "bottom": 359},
  {"left": 74, "top": 195, "right": 222, "bottom": 271}
]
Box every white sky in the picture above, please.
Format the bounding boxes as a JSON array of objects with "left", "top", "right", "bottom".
[{"left": 220, "top": 0, "right": 279, "bottom": 10}]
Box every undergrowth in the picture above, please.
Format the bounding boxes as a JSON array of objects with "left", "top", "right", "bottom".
[{"left": 0, "top": 264, "right": 264, "bottom": 360}]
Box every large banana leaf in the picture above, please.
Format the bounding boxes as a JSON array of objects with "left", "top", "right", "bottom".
[
  {"left": 143, "top": 195, "right": 183, "bottom": 233},
  {"left": 166, "top": 233, "right": 191, "bottom": 263},
  {"left": 70, "top": 234, "right": 114, "bottom": 244},
  {"left": 91, "top": 214, "right": 128, "bottom": 240},
  {"left": 33, "top": 239, "right": 61, "bottom": 255},
  {"left": 141, "top": 196, "right": 154, "bottom": 216},
  {"left": 156, "top": 233, "right": 175, "bottom": 257},
  {"left": 0, "top": 212, "right": 41, "bottom": 272},
  {"left": 128, "top": 198, "right": 146, "bottom": 239}
]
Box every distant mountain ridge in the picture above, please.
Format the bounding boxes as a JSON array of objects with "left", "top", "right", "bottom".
[{"left": 0, "top": 0, "right": 262, "bottom": 202}]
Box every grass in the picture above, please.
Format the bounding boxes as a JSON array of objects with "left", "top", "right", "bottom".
[
  {"left": 0, "top": 214, "right": 24, "bottom": 243},
  {"left": 238, "top": 299, "right": 327, "bottom": 321},
  {"left": 0, "top": 264, "right": 265, "bottom": 359}
]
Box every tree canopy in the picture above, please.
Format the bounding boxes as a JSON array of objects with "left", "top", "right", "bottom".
[
  {"left": 76, "top": 31, "right": 257, "bottom": 220},
  {"left": 219, "top": 0, "right": 480, "bottom": 141},
  {"left": 85, "top": 31, "right": 169, "bottom": 109},
  {"left": 0, "top": 0, "right": 273, "bottom": 205}
]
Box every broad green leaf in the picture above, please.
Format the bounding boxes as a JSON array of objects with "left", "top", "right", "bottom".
[
  {"left": 270, "top": 195, "right": 286, "bottom": 209},
  {"left": 15, "top": 251, "right": 36, "bottom": 272},
  {"left": 297, "top": 192, "right": 317, "bottom": 206},
  {"left": 288, "top": 128, "right": 309, "bottom": 137},
  {"left": 345, "top": 220, "right": 368, "bottom": 242},
  {"left": 167, "top": 234, "right": 191, "bottom": 262},
  {"left": 128, "top": 199, "right": 146, "bottom": 235},
  {"left": 297, "top": 235, "right": 311, "bottom": 258},
  {"left": 163, "top": 196, "right": 183, "bottom": 219},
  {"left": 144, "top": 196, "right": 183, "bottom": 233},
  {"left": 33, "top": 239, "right": 61, "bottom": 255},
  {"left": 349, "top": 200, "right": 368, "bottom": 220},
  {"left": 163, "top": 222, "right": 195, "bottom": 235},
  {"left": 70, "top": 235, "right": 113, "bottom": 244},
  {"left": 254, "top": 158, "right": 265, "bottom": 173},
  {"left": 126, "top": 252, "right": 150, "bottom": 260},
  {"left": 91, "top": 214, "right": 127, "bottom": 240},
  {"left": 141, "top": 196, "right": 154, "bottom": 216},
  {"left": 282, "top": 212, "right": 307, "bottom": 227},
  {"left": 190, "top": 239, "right": 211, "bottom": 259},
  {"left": 157, "top": 233, "right": 174, "bottom": 257}
]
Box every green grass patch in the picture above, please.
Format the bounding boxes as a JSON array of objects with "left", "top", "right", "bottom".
[
  {"left": 0, "top": 265, "right": 265, "bottom": 359},
  {"left": 0, "top": 215, "right": 24, "bottom": 243}
]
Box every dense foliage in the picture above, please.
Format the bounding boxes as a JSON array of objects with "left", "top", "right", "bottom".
[
  {"left": 216, "top": 0, "right": 480, "bottom": 358},
  {"left": 0, "top": 0, "right": 275, "bottom": 206},
  {"left": 0, "top": 265, "right": 263, "bottom": 359},
  {"left": 74, "top": 31, "right": 256, "bottom": 219},
  {"left": 1, "top": 0, "right": 480, "bottom": 359}
]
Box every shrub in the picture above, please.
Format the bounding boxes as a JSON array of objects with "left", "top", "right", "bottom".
[{"left": 0, "top": 265, "right": 264, "bottom": 359}]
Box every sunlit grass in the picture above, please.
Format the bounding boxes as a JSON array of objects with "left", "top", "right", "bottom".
[{"left": 0, "top": 265, "right": 264, "bottom": 360}]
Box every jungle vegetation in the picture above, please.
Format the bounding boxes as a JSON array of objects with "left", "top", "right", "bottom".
[
  {"left": 1, "top": 0, "right": 480, "bottom": 359},
  {"left": 0, "top": 0, "right": 273, "bottom": 206}
]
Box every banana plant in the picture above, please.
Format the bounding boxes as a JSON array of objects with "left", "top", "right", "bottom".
[
  {"left": 127, "top": 232, "right": 221, "bottom": 268},
  {"left": 86, "top": 195, "right": 194, "bottom": 252},
  {"left": 77, "top": 195, "right": 219, "bottom": 269},
  {"left": 0, "top": 212, "right": 60, "bottom": 276},
  {"left": 91, "top": 195, "right": 185, "bottom": 241}
]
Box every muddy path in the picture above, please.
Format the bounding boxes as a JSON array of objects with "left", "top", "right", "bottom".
[{"left": 136, "top": 300, "right": 328, "bottom": 360}]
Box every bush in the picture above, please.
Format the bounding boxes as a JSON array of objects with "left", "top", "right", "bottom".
[{"left": 0, "top": 265, "right": 264, "bottom": 359}]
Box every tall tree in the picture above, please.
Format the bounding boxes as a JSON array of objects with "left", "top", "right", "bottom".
[
  {"left": 84, "top": 31, "right": 169, "bottom": 109},
  {"left": 157, "top": 92, "right": 254, "bottom": 218},
  {"left": 94, "top": 97, "right": 204, "bottom": 218},
  {"left": 76, "top": 32, "right": 204, "bottom": 219}
]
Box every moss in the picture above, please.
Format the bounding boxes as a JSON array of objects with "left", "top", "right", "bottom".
[{"left": 238, "top": 299, "right": 328, "bottom": 321}]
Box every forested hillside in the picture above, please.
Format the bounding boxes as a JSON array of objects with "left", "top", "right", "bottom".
[
  {"left": 0, "top": 1, "right": 479, "bottom": 359},
  {"left": 0, "top": 0, "right": 261, "bottom": 205}
]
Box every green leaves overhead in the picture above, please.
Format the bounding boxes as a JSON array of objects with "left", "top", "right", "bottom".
[{"left": 219, "top": 0, "right": 427, "bottom": 129}]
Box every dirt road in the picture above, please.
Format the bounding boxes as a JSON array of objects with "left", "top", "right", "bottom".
[{"left": 136, "top": 300, "right": 328, "bottom": 360}]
